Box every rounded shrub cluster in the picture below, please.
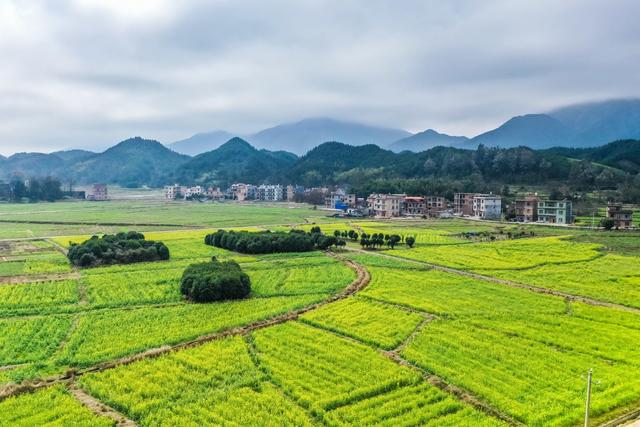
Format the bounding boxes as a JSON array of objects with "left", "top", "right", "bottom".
[
  {"left": 180, "top": 257, "right": 251, "bottom": 303},
  {"left": 67, "top": 231, "right": 170, "bottom": 267}
]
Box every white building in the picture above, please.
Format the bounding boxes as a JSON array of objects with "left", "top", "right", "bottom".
[
  {"left": 165, "top": 184, "right": 183, "bottom": 200},
  {"left": 472, "top": 195, "right": 502, "bottom": 220},
  {"left": 257, "top": 184, "right": 284, "bottom": 201}
]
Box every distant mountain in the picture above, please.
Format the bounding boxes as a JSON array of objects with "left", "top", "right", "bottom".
[
  {"left": 174, "top": 137, "right": 297, "bottom": 187},
  {"left": 0, "top": 152, "right": 67, "bottom": 180},
  {"left": 470, "top": 114, "right": 572, "bottom": 149},
  {"left": 169, "top": 130, "right": 236, "bottom": 156},
  {"left": 70, "top": 137, "right": 189, "bottom": 187},
  {"left": 52, "top": 149, "right": 96, "bottom": 163},
  {"left": 549, "top": 99, "right": 640, "bottom": 147},
  {"left": 249, "top": 117, "right": 411, "bottom": 155},
  {"left": 388, "top": 129, "right": 469, "bottom": 152}
]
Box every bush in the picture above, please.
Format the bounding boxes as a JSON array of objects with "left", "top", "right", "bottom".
[
  {"left": 406, "top": 236, "right": 416, "bottom": 248},
  {"left": 180, "top": 258, "right": 251, "bottom": 303},
  {"left": 67, "top": 232, "right": 170, "bottom": 267},
  {"left": 600, "top": 218, "right": 615, "bottom": 230},
  {"left": 204, "top": 229, "right": 343, "bottom": 254}
]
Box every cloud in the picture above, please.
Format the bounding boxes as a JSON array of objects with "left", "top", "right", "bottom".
[{"left": 0, "top": 0, "right": 639, "bottom": 154}]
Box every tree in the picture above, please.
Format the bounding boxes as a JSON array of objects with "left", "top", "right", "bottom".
[
  {"left": 406, "top": 236, "right": 416, "bottom": 248},
  {"left": 387, "top": 235, "right": 401, "bottom": 249},
  {"left": 10, "top": 178, "right": 28, "bottom": 201},
  {"left": 180, "top": 258, "right": 251, "bottom": 303},
  {"left": 600, "top": 218, "right": 615, "bottom": 230}
]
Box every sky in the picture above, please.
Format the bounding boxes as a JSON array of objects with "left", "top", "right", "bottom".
[{"left": 1, "top": 0, "right": 639, "bottom": 155}]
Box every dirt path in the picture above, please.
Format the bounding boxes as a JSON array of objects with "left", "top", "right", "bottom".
[
  {"left": 0, "top": 272, "right": 81, "bottom": 285},
  {"left": 68, "top": 383, "right": 138, "bottom": 426},
  {"left": 0, "top": 253, "right": 370, "bottom": 401},
  {"left": 345, "top": 247, "right": 640, "bottom": 314}
]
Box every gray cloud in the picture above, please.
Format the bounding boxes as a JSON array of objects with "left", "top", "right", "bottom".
[{"left": 0, "top": 0, "right": 639, "bottom": 155}]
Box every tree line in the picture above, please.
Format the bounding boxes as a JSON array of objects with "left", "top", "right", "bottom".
[
  {"left": 2, "top": 176, "right": 64, "bottom": 202},
  {"left": 204, "top": 227, "right": 346, "bottom": 254}
]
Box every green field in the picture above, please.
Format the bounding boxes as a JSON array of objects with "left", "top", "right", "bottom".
[{"left": 1, "top": 201, "right": 639, "bottom": 426}]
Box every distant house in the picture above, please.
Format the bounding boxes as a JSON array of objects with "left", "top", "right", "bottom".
[
  {"left": 257, "top": 184, "right": 284, "bottom": 201},
  {"left": 472, "top": 195, "right": 502, "bottom": 220},
  {"left": 453, "top": 193, "right": 477, "bottom": 216},
  {"left": 86, "top": 184, "right": 108, "bottom": 201},
  {"left": 607, "top": 202, "right": 633, "bottom": 229},
  {"left": 538, "top": 199, "right": 572, "bottom": 224},
  {"left": 324, "top": 189, "right": 356, "bottom": 210},
  {"left": 207, "top": 186, "right": 223, "bottom": 200},
  {"left": 230, "top": 183, "right": 257, "bottom": 201},
  {"left": 367, "top": 193, "right": 405, "bottom": 218},
  {"left": 515, "top": 195, "right": 539, "bottom": 222},
  {"left": 402, "top": 196, "right": 426, "bottom": 216}
]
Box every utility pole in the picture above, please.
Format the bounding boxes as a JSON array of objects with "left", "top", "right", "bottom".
[{"left": 584, "top": 368, "right": 593, "bottom": 427}]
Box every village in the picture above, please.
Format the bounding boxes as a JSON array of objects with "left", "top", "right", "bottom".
[{"left": 163, "top": 183, "right": 635, "bottom": 229}]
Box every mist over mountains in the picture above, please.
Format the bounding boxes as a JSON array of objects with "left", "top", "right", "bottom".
[
  {"left": 2, "top": 98, "right": 640, "bottom": 189},
  {"left": 165, "top": 99, "right": 640, "bottom": 155}
]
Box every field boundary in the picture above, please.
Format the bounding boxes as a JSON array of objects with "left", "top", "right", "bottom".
[
  {"left": 346, "top": 247, "right": 640, "bottom": 313},
  {"left": 0, "top": 253, "right": 370, "bottom": 402},
  {"left": 68, "top": 382, "right": 138, "bottom": 426}
]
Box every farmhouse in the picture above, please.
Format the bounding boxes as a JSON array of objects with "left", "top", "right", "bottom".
[
  {"left": 537, "top": 199, "right": 572, "bottom": 224},
  {"left": 453, "top": 193, "right": 477, "bottom": 216},
  {"left": 515, "top": 195, "right": 539, "bottom": 222},
  {"left": 367, "top": 193, "right": 405, "bottom": 218},
  {"left": 325, "top": 189, "right": 357, "bottom": 209},
  {"left": 257, "top": 184, "right": 284, "bottom": 201},
  {"left": 86, "top": 184, "right": 108, "bottom": 201},
  {"left": 607, "top": 202, "right": 634, "bottom": 228},
  {"left": 472, "top": 194, "right": 502, "bottom": 220}
]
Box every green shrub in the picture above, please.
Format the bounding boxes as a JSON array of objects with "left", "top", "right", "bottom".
[
  {"left": 67, "top": 232, "right": 170, "bottom": 267},
  {"left": 180, "top": 258, "right": 251, "bottom": 302}
]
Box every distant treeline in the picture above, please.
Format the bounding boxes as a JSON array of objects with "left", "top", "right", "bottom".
[
  {"left": 68, "top": 231, "right": 170, "bottom": 267},
  {"left": 1, "top": 176, "right": 64, "bottom": 202},
  {"left": 204, "top": 227, "right": 345, "bottom": 254}
]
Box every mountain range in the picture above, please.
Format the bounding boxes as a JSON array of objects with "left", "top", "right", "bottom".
[
  {"left": 164, "top": 99, "right": 640, "bottom": 155},
  {"left": 2, "top": 134, "right": 639, "bottom": 192}
]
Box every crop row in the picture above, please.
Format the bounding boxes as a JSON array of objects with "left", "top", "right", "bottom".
[
  {"left": 300, "top": 296, "right": 424, "bottom": 349},
  {"left": 392, "top": 236, "right": 601, "bottom": 270},
  {"left": 79, "top": 336, "right": 313, "bottom": 426},
  {"left": 0, "top": 384, "right": 113, "bottom": 427}
]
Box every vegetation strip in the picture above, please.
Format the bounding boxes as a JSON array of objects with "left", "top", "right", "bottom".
[
  {"left": 347, "top": 247, "right": 640, "bottom": 313},
  {"left": 68, "top": 382, "right": 138, "bottom": 426},
  {"left": 0, "top": 252, "right": 370, "bottom": 402}
]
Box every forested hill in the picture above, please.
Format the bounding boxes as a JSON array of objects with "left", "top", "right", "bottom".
[{"left": 1, "top": 138, "right": 639, "bottom": 198}]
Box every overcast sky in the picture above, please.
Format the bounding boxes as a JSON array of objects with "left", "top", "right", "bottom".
[{"left": 1, "top": 0, "right": 639, "bottom": 155}]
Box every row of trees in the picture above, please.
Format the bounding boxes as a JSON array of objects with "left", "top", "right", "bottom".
[
  {"left": 204, "top": 227, "right": 346, "bottom": 254},
  {"left": 359, "top": 232, "right": 407, "bottom": 249},
  {"left": 3, "top": 176, "right": 64, "bottom": 202},
  {"left": 67, "top": 231, "right": 170, "bottom": 267},
  {"left": 180, "top": 257, "right": 251, "bottom": 303}
]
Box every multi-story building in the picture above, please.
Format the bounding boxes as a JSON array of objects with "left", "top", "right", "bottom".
[
  {"left": 537, "top": 199, "right": 572, "bottom": 224},
  {"left": 286, "top": 185, "right": 295, "bottom": 202},
  {"left": 515, "top": 195, "right": 539, "bottom": 222},
  {"left": 367, "top": 193, "right": 405, "bottom": 218},
  {"left": 165, "top": 184, "right": 181, "bottom": 200},
  {"left": 207, "top": 186, "right": 223, "bottom": 199},
  {"left": 324, "top": 189, "right": 357, "bottom": 209},
  {"left": 87, "top": 184, "right": 108, "bottom": 201},
  {"left": 257, "top": 184, "right": 284, "bottom": 201},
  {"left": 607, "top": 202, "right": 633, "bottom": 229},
  {"left": 183, "top": 185, "right": 203, "bottom": 198},
  {"left": 424, "top": 196, "right": 446, "bottom": 217},
  {"left": 453, "top": 193, "right": 476, "bottom": 216},
  {"left": 402, "top": 196, "right": 426, "bottom": 216},
  {"left": 472, "top": 195, "right": 502, "bottom": 220},
  {"left": 230, "top": 183, "right": 256, "bottom": 201}
]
